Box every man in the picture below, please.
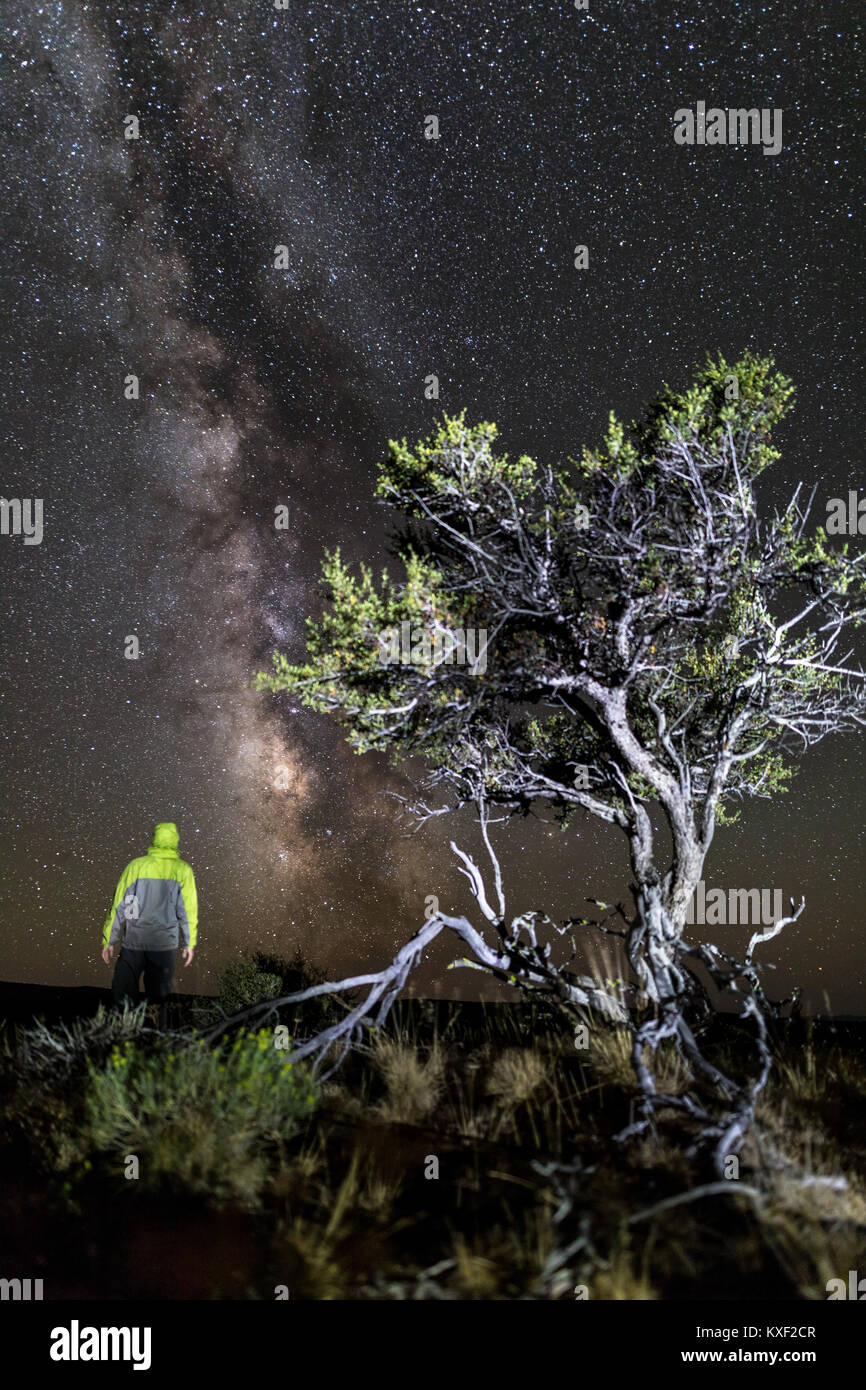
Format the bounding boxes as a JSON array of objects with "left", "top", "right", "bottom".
[{"left": 101, "top": 821, "right": 198, "bottom": 1027}]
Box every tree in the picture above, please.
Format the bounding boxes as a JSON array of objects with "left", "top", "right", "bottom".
[{"left": 251, "top": 352, "right": 866, "bottom": 1173}]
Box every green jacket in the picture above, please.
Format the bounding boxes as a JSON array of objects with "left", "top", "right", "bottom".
[{"left": 102, "top": 822, "right": 198, "bottom": 951}]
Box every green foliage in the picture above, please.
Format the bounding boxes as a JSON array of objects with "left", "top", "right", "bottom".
[
  {"left": 633, "top": 350, "right": 794, "bottom": 474},
  {"left": 378, "top": 411, "right": 538, "bottom": 510},
  {"left": 252, "top": 545, "right": 480, "bottom": 759},
  {"left": 574, "top": 409, "right": 642, "bottom": 482},
  {"left": 256, "top": 945, "right": 356, "bottom": 1031},
  {"left": 5, "top": 1001, "right": 866, "bottom": 1299},
  {"left": 194, "top": 948, "right": 355, "bottom": 1033},
  {"left": 214, "top": 957, "right": 282, "bottom": 1016},
  {"left": 83, "top": 1030, "right": 318, "bottom": 1206},
  {"left": 252, "top": 351, "right": 863, "bottom": 839}
]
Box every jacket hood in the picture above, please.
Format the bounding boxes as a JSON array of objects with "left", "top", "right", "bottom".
[{"left": 149, "top": 822, "right": 180, "bottom": 855}]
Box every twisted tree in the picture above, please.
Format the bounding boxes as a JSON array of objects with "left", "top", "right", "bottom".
[{"left": 251, "top": 352, "right": 866, "bottom": 1172}]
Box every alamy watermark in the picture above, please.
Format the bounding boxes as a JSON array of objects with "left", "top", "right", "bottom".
[
  {"left": 49, "top": 1321, "right": 151, "bottom": 1370},
  {"left": 0, "top": 497, "right": 43, "bottom": 544},
  {"left": 826, "top": 492, "right": 866, "bottom": 535},
  {"left": 0, "top": 1277, "right": 43, "bottom": 1300},
  {"left": 827, "top": 1270, "right": 866, "bottom": 1299},
  {"left": 377, "top": 621, "right": 488, "bottom": 675},
  {"left": 686, "top": 880, "right": 783, "bottom": 926},
  {"left": 674, "top": 103, "right": 783, "bottom": 156}
]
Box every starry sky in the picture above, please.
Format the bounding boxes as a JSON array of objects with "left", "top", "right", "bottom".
[{"left": 1, "top": 0, "right": 864, "bottom": 1011}]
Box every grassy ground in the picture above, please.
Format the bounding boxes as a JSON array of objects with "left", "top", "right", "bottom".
[{"left": 1, "top": 954, "right": 865, "bottom": 1300}]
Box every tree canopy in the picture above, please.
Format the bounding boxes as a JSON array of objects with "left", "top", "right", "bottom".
[{"left": 255, "top": 352, "right": 866, "bottom": 876}]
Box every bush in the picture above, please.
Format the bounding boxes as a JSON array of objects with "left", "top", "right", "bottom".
[
  {"left": 83, "top": 1028, "right": 318, "bottom": 1206},
  {"left": 194, "top": 948, "right": 355, "bottom": 1034},
  {"left": 213, "top": 957, "right": 283, "bottom": 1016},
  {"left": 254, "top": 947, "right": 358, "bottom": 1031},
  {"left": 0, "top": 1004, "right": 148, "bottom": 1170}
]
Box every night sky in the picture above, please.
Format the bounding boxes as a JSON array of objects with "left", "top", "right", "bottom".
[{"left": 1, "top": 1, "right": 864, "bottom": 1011}]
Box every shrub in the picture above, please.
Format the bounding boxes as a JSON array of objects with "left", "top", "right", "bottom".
[
  {"left": 258, "top": 946, "right": 357, "bottom": 1031},
  {"left": 193, "top": 948, "right": 352, "bottom": 1032},
  {"left": 213, "top": 958, "right": 282, "bottom": 1016},
  {"left": 1, "top": 1004, "right": 148, "bottom": 1170},
  {"left": 83, "top": 1028, "right": 318, "bottom": 1206}
]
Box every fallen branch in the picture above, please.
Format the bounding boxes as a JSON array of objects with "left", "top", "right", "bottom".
[{"left": 202, "top": 841, "right": 625, "bottom": 1078}]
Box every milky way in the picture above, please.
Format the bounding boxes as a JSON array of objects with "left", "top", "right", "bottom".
[{"left": 1, "top": 1, "right": 864, "bottom": 1009}]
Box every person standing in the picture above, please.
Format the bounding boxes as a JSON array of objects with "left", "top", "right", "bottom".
[{"left": 101, "top": 821, "right": 198, "bottom": 1028}]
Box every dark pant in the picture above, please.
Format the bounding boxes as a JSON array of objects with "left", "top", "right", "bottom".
[{"left": 112, "top": 946, "right": 175, "bottom": 1028}]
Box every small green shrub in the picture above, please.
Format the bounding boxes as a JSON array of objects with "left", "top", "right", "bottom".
[
  {"left": 193, "top": 948, "right": 351, "bottom": 1031},
  {"left": 243, "top": 947, "right": 356, "bottom": 1031},
  {"left": 213, "top": 958, "right": 283, "bottom": 1016},
  {"left": 84, "top": 1028, "right": 318, "bottom": 1206}
]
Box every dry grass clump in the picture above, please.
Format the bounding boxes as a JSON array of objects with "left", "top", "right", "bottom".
[
  {"left": 484, "top": 1047, "right": 553, "bottom": 1142},
  {"left": 451, "top": 1235, "right": 501, "bottom": 1298},
  {"left": 587, "top": 1022, "right": 689, "bottom": 1093},
  {"left": 371, "top": 1036, "right": 446, "bottom": 1124},
  {"left": 485, "top": 1047, "right": 551, "bottom": 1107},
  {"left": 589, "top": 1228, "right": 659, "bottom": 1300}
]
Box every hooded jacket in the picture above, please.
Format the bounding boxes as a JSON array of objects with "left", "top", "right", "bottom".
[{"left": 102, "top": 823, "right": 198, "bottom": 951}]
